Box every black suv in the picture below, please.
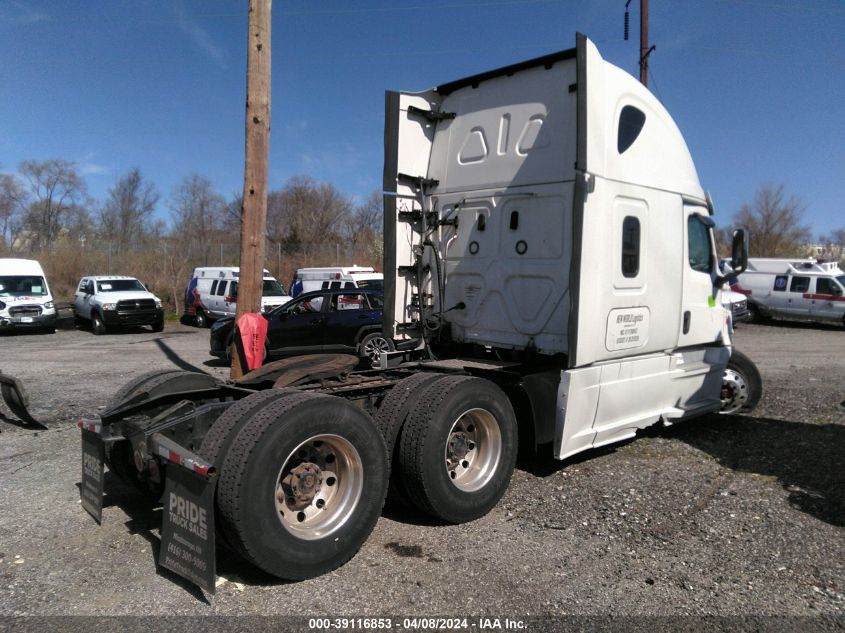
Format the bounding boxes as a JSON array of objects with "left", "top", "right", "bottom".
[{"left": 210, "top": 289, "right": 393, "bottom": 365}]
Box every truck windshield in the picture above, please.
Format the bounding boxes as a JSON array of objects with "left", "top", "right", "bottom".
[
  {"left": 0, "top": 275, "right": 48, "bottom": 297},
  {"left": 262, "top": 279, "right": 287, "bottom": 296},
  {"left": 97, "top": 279, "right": 146, "bottom": 292},
  {"left": 355, "top": 279, "right": 383, "bottom": 291}
]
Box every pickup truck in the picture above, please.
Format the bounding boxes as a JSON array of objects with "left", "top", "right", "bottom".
[{"left": 74, "top": 276, "right": 164, "bottom": 334}]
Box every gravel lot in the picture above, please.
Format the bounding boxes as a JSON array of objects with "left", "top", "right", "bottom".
[{"left": 0, "top": 320, "right": 843, "bottom": 624}]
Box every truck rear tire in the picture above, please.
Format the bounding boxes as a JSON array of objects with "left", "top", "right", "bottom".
[
  {"left": 216, "top": 392, "right": 388, "bottom": 579},
  {"left": 197, "top": 389, "right": 296, "bottom": 468},
  {"left": 195, "top": 309, "right": 208, "bottom": 328},
  {"left": 719, "top": 349, "right": 762, "bottom": 415},
  {"left": 373, "top": 372, "right": 444, "bottom": 504},
  {"left": 398, "top": 375, "right": 517, "bottom": 523}
]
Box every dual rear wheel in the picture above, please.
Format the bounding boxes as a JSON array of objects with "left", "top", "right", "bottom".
[
  {"left": 376, "top": 374, "right": 518, "bottom": 524},
  {"left": 108, "top": 370, "right": 516, "bottom": 580}
]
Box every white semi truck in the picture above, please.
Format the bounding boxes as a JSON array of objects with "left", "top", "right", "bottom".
[{"left": 59, "top": 35, "right": 760, "bottom": 593}]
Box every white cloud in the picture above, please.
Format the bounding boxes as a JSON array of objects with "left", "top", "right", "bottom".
[
  {"left": 176, "top": 11, "right": 226, "bottom": 67},
  {"left": 78, "top": 161, "right": 110, "bottom": 177}
]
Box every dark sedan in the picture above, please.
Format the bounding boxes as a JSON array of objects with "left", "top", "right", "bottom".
[{"left": 210, "top": 289, "right": 394, "bottom": 366}]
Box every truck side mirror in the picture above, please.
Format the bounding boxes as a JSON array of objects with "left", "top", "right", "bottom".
[
  {"left": 717, "top": 228, "right": 749, "bottom": 288},
  {"left": 730, "top": 228, "right": 748, "bottom": 274}
]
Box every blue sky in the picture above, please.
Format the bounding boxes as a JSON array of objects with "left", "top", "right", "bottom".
[{"left": 1, "top": 0, "right": 843, "bottom": 236}]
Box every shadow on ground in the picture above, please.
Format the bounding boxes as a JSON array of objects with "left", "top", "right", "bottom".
[
  {"left": 666, "top": 413, "right": 845, "bottom": 528},
  {"left": 96, "top": 471, "right": 289, "bottom": 597},
  {"left": 515, "top": 412, "right": 844, "bottom": 529}
]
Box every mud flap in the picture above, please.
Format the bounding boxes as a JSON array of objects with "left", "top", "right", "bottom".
[
  {"left": 154, "top": 435, "right": 217, "bottom": 595},
  {"left": 80, "top": 422, "right": 105, "bottom": 523}
]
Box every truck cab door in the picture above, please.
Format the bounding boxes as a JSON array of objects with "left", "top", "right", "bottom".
[{"left": 678, "top": 209, "right": 723, "bottom": 347}]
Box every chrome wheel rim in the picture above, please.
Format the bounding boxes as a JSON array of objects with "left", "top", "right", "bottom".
[
  {"left": 363, "top": 336, "right": 391, "bottom": 362},
  {"left": 444, "top": 408, "right": 502, "bottom": 492},
  {"left": 720, "top": 368, "right": 748, "bottom": 414},
  {"left": 275, "top": 434, "right": 363, "bottom": 540}
]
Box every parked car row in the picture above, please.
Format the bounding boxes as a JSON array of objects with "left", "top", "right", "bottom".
[
  {"left": 10, "top": 255, "right": 836, "bottom": 370},
  {"left": 210, "top": 288, "right": 392, "bottom": 366},
  {"left": 183, "top": 265, "right": 385, "bottom": 328},
  {"left": 0, "top": 258, "right": 392, "bottom": 366}
]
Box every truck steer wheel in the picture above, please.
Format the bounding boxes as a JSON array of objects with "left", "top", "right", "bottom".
[
  {"left": 215, "top": 392, "right": 388, "bottom": 579},
  {"left": 719, "top": 349, "right": 762, "bottom": 415},
  {"left": 398, "top": 376, "right": 517, "bottom": 523}
]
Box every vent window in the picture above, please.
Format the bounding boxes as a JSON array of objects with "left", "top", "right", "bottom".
[{"left": 618, "top": 105, "right": 646, "bottom": 154}]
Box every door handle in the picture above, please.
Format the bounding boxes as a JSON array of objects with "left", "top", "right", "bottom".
[
  {"left": 682, "top": 311, "right": 691, "bottom": 334},
  {"left": 309, "top": 318, "right": 325, "bottom": 325}
]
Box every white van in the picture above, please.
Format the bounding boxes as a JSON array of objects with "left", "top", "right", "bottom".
[
  {"left": 184, "top": 267, "right": 292, "bottom": 327},
  {"left": 0, "top": 258, "right": 57, "bottom": 333},
  {"left": 291, "top": 266, "right": 383, "bottom": 297},
  {"left": 736, "top": 258, "right": 845, "bottom": 325}
]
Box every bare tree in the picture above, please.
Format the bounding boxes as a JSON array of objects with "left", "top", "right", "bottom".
[
  {"left": 0, "top": 173, "right": 26, "bottom": 250},
  {"left": 343, "top": 191, "right": 382, "bottom": 245},
  {"left": 18, "top": 159, "right": 89, "bottom": 249},
  {"left": 265, "top": 176, "right": 353, "bottom": 248},
  {"left": 169, "top": 174, "right": 227, "bottom": 265},
  {"left": 733, "top": 184, "right": 811, "bottom": 257},
  {"left": 99, "top": 168, "right": 159, "bottom": 247}
]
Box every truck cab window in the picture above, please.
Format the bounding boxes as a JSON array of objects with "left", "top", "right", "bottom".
[
  {"left": 621, "top": 216, "right": 640, "bottom": 278},
  {"left": 773, "top": 276, "right": 788, "bottom": 291},
  {"left": 687, "top": 216, "right": 713, "bottom": 274}
]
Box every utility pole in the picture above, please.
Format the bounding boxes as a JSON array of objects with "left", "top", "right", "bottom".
[
  {"left": 231, "top": 0, "right": 272, "bottom": 379},
  {"left": 639, "top": 0, "right": 651, "bottom": 86},
  {"left": 625, "top": 0, "right": 654, "bottom": 87}
]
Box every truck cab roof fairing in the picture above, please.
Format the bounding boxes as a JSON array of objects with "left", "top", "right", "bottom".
[{"left": 582, "top": 38, "right": 704, "bottom": 200}]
